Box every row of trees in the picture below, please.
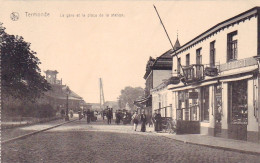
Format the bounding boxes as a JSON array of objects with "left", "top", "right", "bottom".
[
  {"left": 1, "top": 23, "right": 53, "bottom": 118},
  {"left": 118, "top": 86, "right": 144, "bottom": 110}
]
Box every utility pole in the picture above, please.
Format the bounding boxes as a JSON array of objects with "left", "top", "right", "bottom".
[{"left": 99, "top": 78, "right": 105, "bottom": 111}]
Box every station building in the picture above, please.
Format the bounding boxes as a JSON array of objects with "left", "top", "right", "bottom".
[{"left": 152, "top": 7, "right": 260, "bottom": 143}]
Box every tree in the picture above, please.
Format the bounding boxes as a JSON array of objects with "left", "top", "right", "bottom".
[
  {"left": 118, "top": 86, "right": 144, "bottom": 109},
  {"left": 0, "top": 23, "right": 51, "bottom": 102}
]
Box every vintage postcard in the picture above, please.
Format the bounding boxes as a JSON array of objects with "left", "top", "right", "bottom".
[{"left": 1, "top": 0, "right": 260, "bottom": 162}]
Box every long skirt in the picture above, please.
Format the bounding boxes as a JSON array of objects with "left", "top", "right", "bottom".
[
  {"left": 155, "top": 121, "right": 162, "bottom": 131},
  {"left": 141, "top": 122, "right": 146, "bottom": 132}
]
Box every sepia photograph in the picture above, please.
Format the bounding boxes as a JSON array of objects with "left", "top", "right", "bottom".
[{"left": 1, "top": 0, "right": 260, "bottom": 162}]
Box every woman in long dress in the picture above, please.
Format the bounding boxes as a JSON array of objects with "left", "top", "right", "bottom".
[{"left": 140, "top": 110, "right": 147, "bottom": 132}]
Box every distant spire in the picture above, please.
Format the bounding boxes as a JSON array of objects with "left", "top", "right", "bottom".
[{"left": 173, "top": 31, "right": 181, "bottom": 50}]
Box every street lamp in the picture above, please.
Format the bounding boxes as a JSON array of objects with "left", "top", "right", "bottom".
[{"left": 65, "top": 86, "right": 71, "bottom": 121}]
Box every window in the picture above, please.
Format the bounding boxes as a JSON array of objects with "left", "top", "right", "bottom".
[
  {"left": 227, "top": 31, "right": 238, "bottom": 62},
  {"left": 186, "top": 54, "right": 190, "bottom": 66},
  {"left": 196, "top": 48, "right": 202, "bottom": 65},
  {"left": 177, "top": 58, "right": 181, "bottom": 74},
  {"left": 210, "top": 41, "right": 216, "bottom": 67}
]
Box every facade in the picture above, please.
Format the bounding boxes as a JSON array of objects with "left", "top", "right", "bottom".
[
  {"left": 135, "top": 49, "right": 174, "bottom": 120},
  {"left": 151, "top": 38, "right": 181, "bottom": 117},
  {"left": 166, "top": 7, "right": 260, "bottom": 143}
]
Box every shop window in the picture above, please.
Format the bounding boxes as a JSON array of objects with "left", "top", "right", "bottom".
[
  {"left": 227, "top": 31, "right": 238, "bottom": 62},
  {"left": 190, "top": 89, "right": 199, "bottom": 121},
  {"left": 210, "top": 41, "right": 216, "bottom": 67},
  {"left": 184, "top": 91, "right": 190, "bottom": 120},
  {"left": 229, "top": 80, "right": 248, "bottom": 124},
  {"left": 201, "top": 87, "right": 209, "bottom": 121}
]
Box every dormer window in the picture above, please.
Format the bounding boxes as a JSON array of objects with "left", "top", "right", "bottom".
[{"left": 227, "top": 31, "right": 238, "bottom": 62}]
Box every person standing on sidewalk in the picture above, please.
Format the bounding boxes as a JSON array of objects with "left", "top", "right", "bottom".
[
  {"left": 154, "top": 110, "right": 162, "bottom": 132},
  {"left": 140, "top": 110, "right": 147, "bottom": 132},
  {"left": 132, "top": 111, "right": 139, "bottom": 131}
]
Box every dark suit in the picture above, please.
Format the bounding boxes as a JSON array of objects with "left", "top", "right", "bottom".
[{"left": 141, "top": 114, "right": 147, "bottom": 132}]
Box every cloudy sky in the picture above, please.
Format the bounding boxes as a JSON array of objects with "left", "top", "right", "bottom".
[{"left": 1, "top": 0, "right": 260, "bottom": 103}]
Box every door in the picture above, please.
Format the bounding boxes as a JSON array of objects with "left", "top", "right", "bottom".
[
  {"left": 228, "top": 80, "right": 248, "bottom": 141},
  {"left": 214, "top": 84, "right": 222, "bottom": 137}
]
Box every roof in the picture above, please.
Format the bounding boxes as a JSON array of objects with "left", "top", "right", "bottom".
[
  {"left": 173, "top": 6, "right": 260, "bottom": 56},
  {"left": 143, "top": 49, "right": 174, "bottom": 79},
  {"left": 173, "top": 38, "right": 181, "bottom": 50},
  {"left": 45, "top": 84, "right": 82, "bottom": 101}
]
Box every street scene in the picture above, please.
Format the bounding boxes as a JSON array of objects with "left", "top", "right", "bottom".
[{"left": 1, "top": 1, "right": 260, "bottom": 163}]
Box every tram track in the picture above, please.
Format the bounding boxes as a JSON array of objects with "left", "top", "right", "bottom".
[{"left": 2, "top": 119, "right": 78, "bottom": 145}]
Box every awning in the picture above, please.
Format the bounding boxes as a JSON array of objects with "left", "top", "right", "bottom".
[
  {"left": 169, "top": 80, "right": 218, "bottom": 92},
  {"left": 219, "top": 74, "right": 253, "bottom": 83}
]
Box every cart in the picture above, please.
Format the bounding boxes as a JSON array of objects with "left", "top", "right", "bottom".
[{"left": 161, "top": 117, "right": 176, "bottom": 134}]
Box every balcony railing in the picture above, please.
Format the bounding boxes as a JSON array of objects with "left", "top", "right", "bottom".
[{"left": 182, "top": 64, "right": 204, "bottom": 83}]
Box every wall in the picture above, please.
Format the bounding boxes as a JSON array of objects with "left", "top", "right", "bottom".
[
  {"left": 153, "top": 70, "right": 172, "bottom": 88},
  {"left": 174, "top": 16, "right": 258, "bottom": 71}
]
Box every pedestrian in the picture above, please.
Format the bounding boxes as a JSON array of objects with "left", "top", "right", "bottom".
[
  {"left": 154, "top": 110, "right": 162, "bottom": 132},
  {"left": 140, "top": 110, "right": 147, "bottom": 132},
  {"left": 86, "top": 109, "right": 91, "bottom": 123},
  {"left": 60, "top": 109, "right": 65, "bottom": 118},
  {"left": 107, "top": 108, "right": 112, "bottom": 124},
  {"left": 78, "top": 109, "right": 82, "bottom": 120},
  {"left": 115, "top": 110, "right": 120, "bottom": 125},
  {"left": 132, "top": 111, "right": 139, "bottom": 131},
  {"left": 83, "top": 110, "right": 86, "bottom": 118}
]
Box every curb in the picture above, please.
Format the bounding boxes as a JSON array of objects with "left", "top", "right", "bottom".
[
  {"left": 2, "top": 119, "right": 78, "bottom": 145},
  {"left": 159, "top": 134, "right": 260, "bottom": 156}
]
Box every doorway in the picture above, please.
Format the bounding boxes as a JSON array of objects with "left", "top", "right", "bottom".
[{"left": 214, "top": 84, "right": 222, "bottom": 137}]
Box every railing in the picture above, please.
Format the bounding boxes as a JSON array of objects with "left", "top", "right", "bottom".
[{"left": 182, "top": 64, "right": 204, "bottom": 83}]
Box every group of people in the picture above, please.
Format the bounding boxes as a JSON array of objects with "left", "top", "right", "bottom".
[
  {"left": 131, "top": 110, "right": 163, "bottom": 132},
  {"left": 131, "top": 110, "right": 147, "bottom": 132},
  {"left": 83, "top": 109, "right": 92, "bottom": 123}
]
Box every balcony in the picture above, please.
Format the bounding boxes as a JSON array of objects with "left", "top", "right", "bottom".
[{"left": 182, "top": 64, "right": 204, "bottom": 83}]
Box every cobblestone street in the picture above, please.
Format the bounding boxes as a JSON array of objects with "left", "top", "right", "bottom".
[{"left": 2, "top": 119, "right": 260, "bottom": 163}]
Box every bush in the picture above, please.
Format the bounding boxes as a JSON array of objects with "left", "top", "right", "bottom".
[{"left": 2, "top": 103, "right": 56, "bottom": 118}]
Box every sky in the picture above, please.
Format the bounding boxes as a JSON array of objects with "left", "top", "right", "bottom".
[{"left": 1, "top": 0, "right": 260, "bottom": 103}]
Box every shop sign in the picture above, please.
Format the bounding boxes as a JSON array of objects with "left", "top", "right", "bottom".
[
  {"left": 205, "top": 67, "right": 218, "bottom": 76},
  {"left": 219, "top": 57, "right": 257, "bottom": 72},
  {"left": 168, "top": 76, "right": 180, "bottom": 85},
  {"left": 189, "top": 92, "right": 198, "bottom": 99}
]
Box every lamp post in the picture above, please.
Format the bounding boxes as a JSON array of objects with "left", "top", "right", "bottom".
[{"left": 65, "top": 86, "right": 71, "bottom": 121}]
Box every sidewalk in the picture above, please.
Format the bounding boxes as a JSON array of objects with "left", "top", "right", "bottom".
[
  {"left": 145, "top": 125, "right": 260, "bottom": 155},
  {"left": 1, "top": 116, "right": 78, "bottom": 142}
]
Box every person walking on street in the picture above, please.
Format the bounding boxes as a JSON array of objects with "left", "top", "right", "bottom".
[
  {"left": 86, "top": 109, "right": 91, "bottom": 123},
  {"left": 78, "top": 109, "right": 82, "bottom": 120},
  {"left": 132, "top": 111, "right": 139, "bottom": 131},
  {"left": 107, "top": 108, "right": 112, "bottom": 124},
  {"left": 115, "top": 110, "right": 120, "bottom": 125},
  {"left": 140, "top": 110, "right": 147, "bottom": 132}
]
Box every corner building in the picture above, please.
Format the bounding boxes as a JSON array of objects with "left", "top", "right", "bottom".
[{"left": 167, "top": 7, "right": 260, "bottom": 143}]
